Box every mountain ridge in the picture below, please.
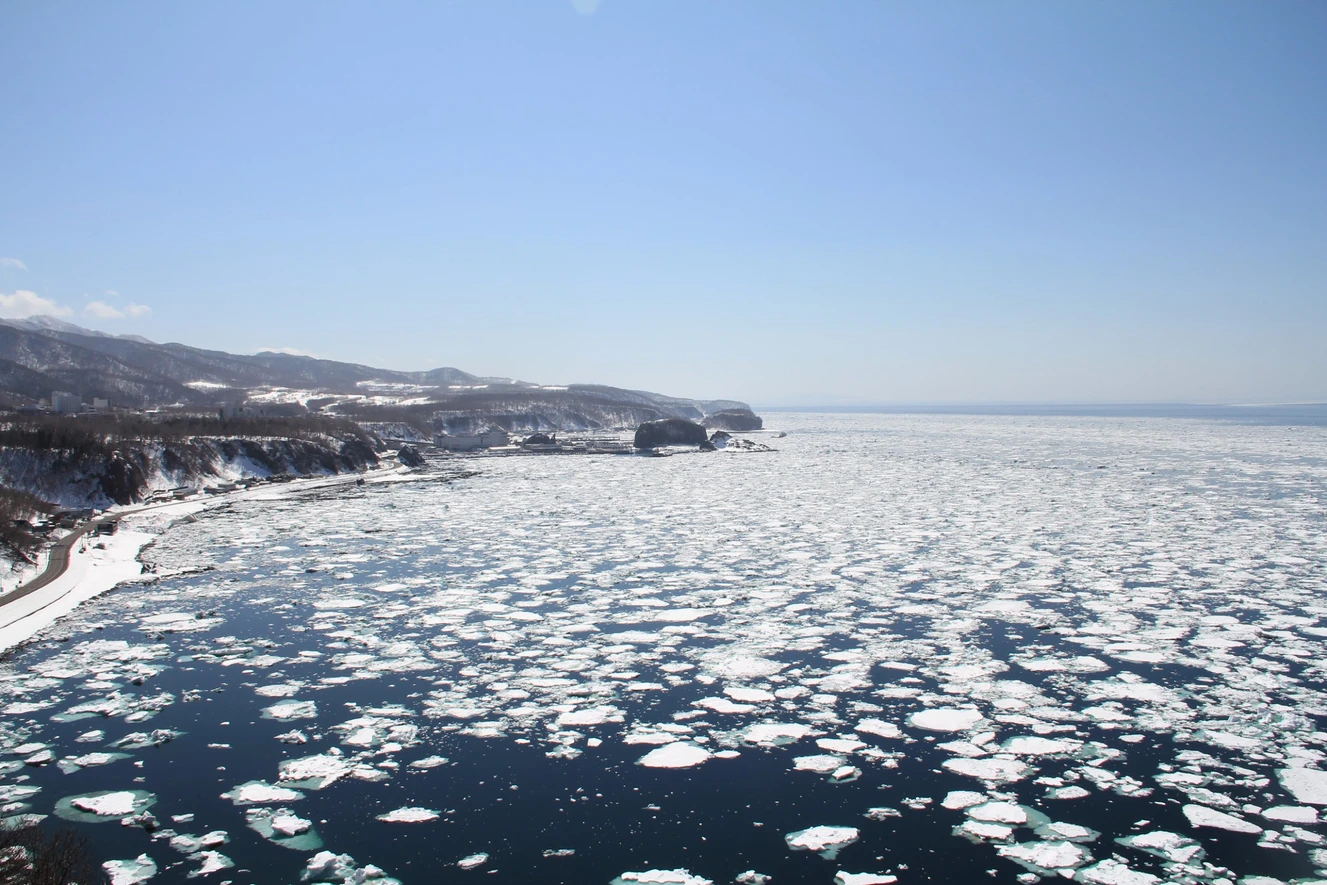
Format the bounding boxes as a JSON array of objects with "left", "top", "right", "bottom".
[{"left": 0, "top": 317, "right": 752, "bottom": 430}]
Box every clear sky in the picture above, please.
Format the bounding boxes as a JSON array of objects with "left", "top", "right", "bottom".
[{"left": 2, "top": 1, "right": 1324, "bottom": 405}]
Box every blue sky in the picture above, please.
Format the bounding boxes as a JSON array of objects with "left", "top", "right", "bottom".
[{"left": 2, "top": 1, "right": 1324, "bottom": 405}]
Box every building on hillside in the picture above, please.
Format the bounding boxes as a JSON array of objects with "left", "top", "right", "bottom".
[
  {"left": 51, "top": 391, "right": 82, "bottom": 414},
  {"left": 219, "top": 401, "right": 308, "bottom": 420},
  {"left": 434, "top": 430, "right": 509, "bottom": 451}
]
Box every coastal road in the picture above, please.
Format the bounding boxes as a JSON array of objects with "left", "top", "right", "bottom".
[
  {"left": 0, "top": 514, "right": 113, "bottom": 607},
  {"left": 0, "top": 462, "right": 404, "bottom": 617}
]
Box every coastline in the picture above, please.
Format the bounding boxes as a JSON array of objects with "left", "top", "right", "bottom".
[{"left": 0, "top": 461, "right": 408, "bottom": 653}]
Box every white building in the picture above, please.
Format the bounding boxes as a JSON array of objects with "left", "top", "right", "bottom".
[
  {"left": 51, "top": 391, "right": 82, "bottom": 414},
  {"left": 434, "top": 430, "right": 509, "bottom": 451}
]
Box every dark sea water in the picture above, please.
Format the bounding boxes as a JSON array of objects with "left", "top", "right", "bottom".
[{"left": 3, "top": 413, "right": 1326, "bottom": 885}]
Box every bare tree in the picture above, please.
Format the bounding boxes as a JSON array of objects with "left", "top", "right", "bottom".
[{"left": 0, "top": 822, "right": 101, "bottom": 885}]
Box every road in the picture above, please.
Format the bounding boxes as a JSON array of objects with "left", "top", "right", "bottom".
[
  {"left": 1, "top": 515, "right": 114, "bottom": 607},
  {"left": 0, "top": 462, "right": 403, "bottom": 616}
]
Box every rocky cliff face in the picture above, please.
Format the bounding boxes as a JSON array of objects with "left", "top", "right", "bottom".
[
  {"left": 0, "top": 434, "right": 380, "bottom": 508},
  {"left": 633, "top": 418, "right": 709, "bottom": 449},
  {"left": 702, "top": 409, "right": 764, "bottom": 431}
]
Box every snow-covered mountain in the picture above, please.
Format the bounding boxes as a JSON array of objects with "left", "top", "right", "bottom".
[{"left": 0, "top": 318, "right": 752, "bottom": 430}]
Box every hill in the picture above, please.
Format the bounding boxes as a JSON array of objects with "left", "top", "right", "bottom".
[{"left": 0, "top": 318, "right": 754, "bottom": 432}]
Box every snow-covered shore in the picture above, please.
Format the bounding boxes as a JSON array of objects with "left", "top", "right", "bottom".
[{"left": 0, "top": 464, "right": 406, "bottom": 653}]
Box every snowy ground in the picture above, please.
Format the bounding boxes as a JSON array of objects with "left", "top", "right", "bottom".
[
  {"left": 0, "top": 413, "right": 1325, "bottom": 885},
  {"left": 0, "top": 465, "right": 406, "bottom": 653}
]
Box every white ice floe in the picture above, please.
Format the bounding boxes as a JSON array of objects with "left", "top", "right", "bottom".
[
  {"left": 942, "top": 757, "right": 1028, "bottom": 784},
  {"left": 694, "top": 697, "right": 756, "bottom": 714},
  {"left": 611, "top": 871, "right": 713, "bottom": 885},
  {"left": 638, "top": 742, "right": 711, "bottom": 769},
  {"left": 1277, "top": 767, "right": 1327, "bottom": 805},
  {"left": 71, "top": 791, "right": 140, "bottom": 816},
  {"left": 743, "top": 723, "right": 815, "bottom": 746},
  {"left": 262, "top": 700, "right": 317, "bottom": 721},
  {"left": 785, "top": 825, "right": 860, "bottom": 860},
  {"left": 457, "top": 852, "right": 489, "bottom": 869},
  {"left": 222, "top": 781, "right": 305, "bottom": 805},
  {"left": 556, "top": 706, "right": 623, "bottom": 727},
  {"left": 834, "top": 873, "right": 897, "bottom": 885},
  {"left": 854, "top": 719, "right": 902, "bottom": 740},
  {"left": 1035, "top": 822, "right": 1098, "bottom": 843},
  {"left": 1181, "top": 803, "right": 1262, "bottom": 834},
  {"left": 1001, "top": 736, "right": 1080, "bottom": 756},
  {"left": 278, "top": 753, "right": 353, "bottom": 789},
  {"left": 408, "top": 755, "right": 449, "bottom": 769},
  {"left": 187, "top": 851, "right": 233, "bottom": 878},
  {"left": 376, "top": 807, "right": 439, "bottom": 823},
  {"left": 103, "top": 854, "right": 157, "bottom": 885},
  {"left": 907, "top": 708, "right": 985, "bottom": 732},
  {"left": 996, "top": 840, "right": 1090, "bottom": 874},
  {"left": 246, "top": 806, "right": 321, "bottom": 851},
  {"left": 733, "top": 872, "right": 770, "bottom": 885},
  {"left": 1075, "top": 858, "right": 1158, "bottom": 885},
  {"left": 1261, "top": 805, "right": 1317, "bottom": 823},
  {"left": 956, "top": 820, "right": 1014, "bottom": 842},
  {"left": 941, "top": 791, "right": 987, "bottom": 810},
  {"left": 57, "top": 751, "right": 130, "bottom": 774},
  {"left": 269, "top": 812, "right": 313, "bottom": 837},
  {"left": 794, "top": 755, "right": 846, "bottom": 774},
  {"left": 968, "top": 802, "right": 1028, "bottom": 825},
  {"left": 1116, "top": 831, "right": 1203, "bottom": 864}
]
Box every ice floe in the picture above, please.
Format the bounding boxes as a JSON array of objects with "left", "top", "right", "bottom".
[
  {"left": 834, "top": 874, "right": 898, "bottom": 885},
  {"left": 785, "top": 825, "right": 860, "bottom": 860},
  {"left": 611, "top": 872, "right": 712, "bottom": 885},
  {"left": 376, "top": 806, "right": 439, "bottom": 823},
  {"left": 103, "top": 854, "right": 157, "bottom": 885},
  {"left": 637, "top": 742, "right": 711, "bottom": 769},
  {"left": 907, "top": 708, "right": 985, "bottom": 732}
]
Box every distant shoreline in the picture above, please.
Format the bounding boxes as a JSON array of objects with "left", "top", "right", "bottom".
[{"left": 754, "top": 402, "right": 1327, "bottom": 425}]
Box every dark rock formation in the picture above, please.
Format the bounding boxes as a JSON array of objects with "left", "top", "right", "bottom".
[
  {"left": 524, "top": 432, "right": 554, "bottom": 446},
  {"left": 633, "top": 418, "right": 708, "bottom": 449},
  {"left": 709, "top": 431, "right": 732, "bottom": 448},
  {"left": 702, "top": 409, "right": 763, "bottom": 431},
  {"left": 0, "top": 433, "right": 381, "bottom": 508},
  {"left": 397, "top": 445, "right": 425, "bottom": 468}
]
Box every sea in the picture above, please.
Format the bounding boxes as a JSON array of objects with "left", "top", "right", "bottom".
[{"left": 2, "top": 409, "right": 1327, "bottom": 885}]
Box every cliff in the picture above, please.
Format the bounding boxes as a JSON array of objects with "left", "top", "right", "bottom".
[{"left": 0, "top": 433, "right": 379, "bottom": 509}]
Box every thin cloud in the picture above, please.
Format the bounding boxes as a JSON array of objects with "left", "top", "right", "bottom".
[
  {"left": 0, "top": 258, "right": 26, "bottom": 271},
  {"left": 83, "top": 300, "right": 125, "bottom": 319},
  {"left": 83, "top": 299, "right": 151, "bottom": 320},
  {"left": 0, "top": 290, "right": 72, "bottom": 319}
]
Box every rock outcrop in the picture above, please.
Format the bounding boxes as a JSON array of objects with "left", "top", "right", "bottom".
[
  {"left": 702, "top": 409, "right": 763, "bottom": 432},
  {"left": 397, "top": 445, "right": 425, "bottom": 468},
  {"left": 0, "top": 434, "right": 380, "bottom": 508},
  {"left": 633, "top": 419, "right": 708, "bottom": 450}
]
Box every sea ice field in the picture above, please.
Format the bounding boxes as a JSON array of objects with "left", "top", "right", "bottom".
[{"left": 2, "top": 412, "right": 1326, "bottom": 885}]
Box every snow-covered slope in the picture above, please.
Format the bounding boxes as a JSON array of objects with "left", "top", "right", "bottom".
[{"left": 0, "top": 434, "right": 380, "bottom": 508}]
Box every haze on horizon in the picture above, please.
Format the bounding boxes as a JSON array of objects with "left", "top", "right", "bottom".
[{"left": 1, "top": 2, "right": 1324, "bottom": 407}]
